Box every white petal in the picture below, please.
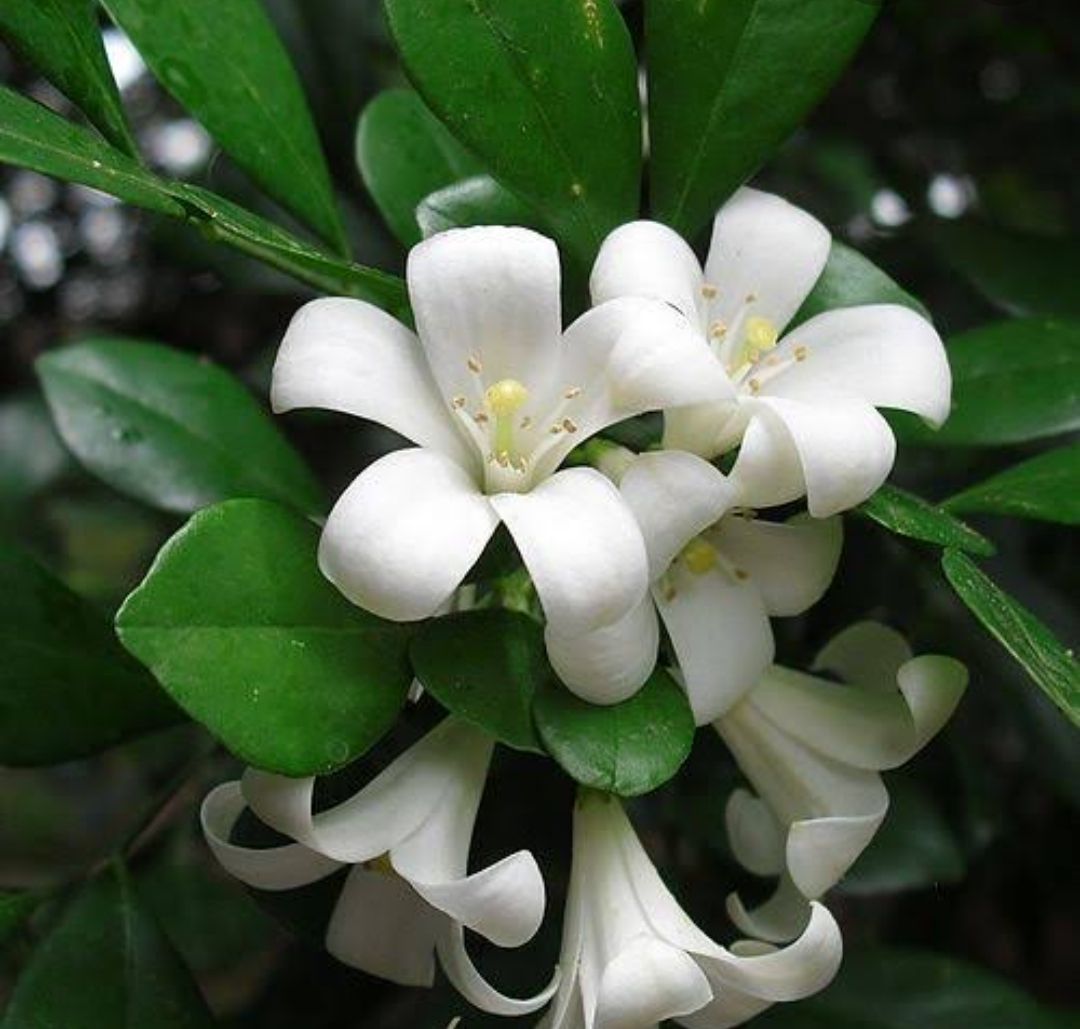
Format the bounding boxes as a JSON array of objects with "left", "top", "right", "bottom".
[
  {"left": 271, "top": 297, "right": 473, "bottom": 468},
  {"left": 620, "top": 451, "right": 738, "bottom": 580},
  {"left": 591, "top": 220, "right": 706, "bottom": 325},
  {"left": 766, "top": 305, "right": 951, "bottom": 426},
  {"left": 437, "top": 921, "right": 560, "bottom": 1016},
  {"left": 703, "top": 189, "right": 831, "bottom": 337},
  {"left": 812, "top": 621, "right": 912, "bottom": 692},
  {"left": 535, "top": 300, "right": 734, "bottom": 478},
  {"left": 724, "top": 789, "right": 785, "bottom": 877},
  {"left": 545, "top": 595, "right": 659, "bottom": 705},
  {"left": 675, "top": 983, "right": 772, "bottom": 1029},
  {"left": 656, "top": 568, "right": 774, "bottom": 724},
  {"left": 786, "top": 810, "right": 887, "bottom": 899},
  {"left": 661, "top": 401, "right": 742, "bottom": 462},
  {"left": 242, "top": 718, "right": 485, "bottom": 862},
  {"left": 491, "top": 467, "right": 648, "bottom": 634},
  {"left": 200, "top": 783, "right": 342, "bottom": 891},
  {"left": 319, "top": 448, "right": 498, "bottom": 621},
  {"left": 594, "top": 937, "right": 713, "bottom": 1029},
  {"left": 407, "top": 226, "right": 561, "bottom": 408},
  {"left": 325, "top": 865, "right": 441, "bottom": 986},
  {"left": 725, "top": 875, "right": 812, "bottom": 945},
  {"left": 711, "top": 514, "right": 842, "bottom": 617},
  {"left": 729, "top": 397, "right": 897, "bottom": 517}
]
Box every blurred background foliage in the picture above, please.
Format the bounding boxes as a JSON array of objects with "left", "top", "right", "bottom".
[{"left": 0, "top": 0, "right": 1077, "bottom": 1026}]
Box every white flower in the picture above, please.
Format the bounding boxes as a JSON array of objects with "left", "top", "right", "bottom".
[
  {"left": 548, "top": 449, "right": 841, "bottom": 717},
  {"left": 715, "top": 622, "right": 968, "bottom": 943},
  {"left": 542, "top": 790, "right": 843, "bottom": 1029},
  {"left": 201, "top": 717, "right": 557, "bottom": 1015},
  {"left": 591, "top": 188, "right": 952, "bottom": 516},
  {"left": 272, "top": 227, "right": 732, "bottom": 700}
]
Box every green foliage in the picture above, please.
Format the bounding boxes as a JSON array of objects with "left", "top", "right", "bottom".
[
  {"left": 942, "top": 551, "right": 1080, "bottom": 728},
  {"left": 945, "top": 444, "right": 1080, "bottom": 526},
  {"left": 384, "top": 0, "right": 640, "bottom": 271},
  {"left": 793, "top": 241, "right": 929, "bottom": 326},
  {"left": 101, "top": 0, "right": 346, "bottom": 253},
  {"left": 0, "top": 540, "right": 180, "bottom": 766},
  {"left": 0, "top": 0, "right": 136, "bottom": 154},
  {"left": 37, "top": 338, "right": 323, "bottom": 517},
  {"left": 0, "top": 394, "right": 69, "bottom": 510},
  {"left": 410, "top": 609, "right": 544, "bottom": 753},
  {"left": 646, "top": 0, "right": 880, "bottom": 238},
  {"left": 416, "top": 175, "right": 540, "bottom": 239},
  {"left": 533, "top": 670, "right": 696, "bottom": 797},
  {"left": 0, "top": 892, "right": 43, "bottom": 948},
  {"left": 930, "top": 220, "right": 1080, "bottom": 320},
  {"left": 356, "top": 88, "right": 484, "bottom": 247},
  {"left": 756, "top": 947, "right": 1065, "bottom": 1029},
  {"left": 1, "top": 863, "right": 216, "bottom": 1029},
  {"left": 857, "top": 483, "right": 994, "bottom": 556},
  {"left": 116, "top": 500, "right": 413, "bottom": 775},
  {"left": 895, "top": 319, "right": 1080, "bottom": 447}
]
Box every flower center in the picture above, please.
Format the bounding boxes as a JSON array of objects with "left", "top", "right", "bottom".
[
  {"left": 485, "top": 378, "right": 529, "bottom": 458},
  {"left": 681, "top": 537, "right": 718, "bottom": 575}
]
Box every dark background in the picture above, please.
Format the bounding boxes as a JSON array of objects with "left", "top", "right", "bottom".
[{"left": 1, "top": 0, "right": 1077, "bottom": 1025}]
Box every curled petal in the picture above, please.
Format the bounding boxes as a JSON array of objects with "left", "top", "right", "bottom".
[
  {"left": 786, "top": 808, "right": 887, "bottom": 899},
  {"left": 725, "top": 874, "right": 812, "bottom": 946},
  {"left": 766, "top": 304, "right": 951, "bottom": 427},
  {"left": 724, "top": 789, "right": 785, "bottom": 877},
  {"left": 591, "top": 220, "right": 707, "bottom": 324},
  {"left": 703, "top": 188, "right": 831, "bottom": 338},
  {"left": 545, "top": 595, "right": 659, "bottom": 705},
  {"left": 594, "top": 937, "right": 713, "bottom": 1029},
  {"left": 661, "top": 400, "right": 742, "bottom": 462},
  {"left": 492, "top": 467, "right": 649, "bottom": 634},
  {"left": 620, "top": 450, "right": 738, "bottom": 580},
  {"left": 319, "top": 448, "right": 499, "bottom": 621},
  {"left": 271, "top": 297, "right": 473, "bottom": 469},
  {"left": 813, "top": 621, "right": 913, "bottom": 692},
  {"left": 407, "top": 226, "right": 562, "bottom": 408},
  {"left": 712, "top": 514, "right": 842, "bottom": 617}
]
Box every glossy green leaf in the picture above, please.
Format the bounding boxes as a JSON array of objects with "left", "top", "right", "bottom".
[
  {"left": 416, "top": 174, "right": 541, "bottom": 239},
  {"left": 116, "top": 500, "right": 413, "bottom": 775},
  {"left": 38, "top": 338, "right": 323, "bottom": 517},
  {"left": 944, "top": 444, "right": 1080, "bottom": 526},
  {"left": 533, "top": 670, "right": 695, "bottom": 797},
  {"left": 647, "top": 0, "right": 880, "bottom": 238},
  {"left": 356, "top": 88, "right": 483, "bottom": 247},
  {"left": 0, "top": 85, "right": 182, "bottom": 215},
  {"left": 793, "top": 241, "right": 929, "bottom": 326},
  {"left": 2, "top": 864, "right": 215, "bottom": 1029},
  {"left": 0, "top": 0, "right": 137, "bottom": 154},
  {"left": 858, "top": 484, "right": 994, "bottom": 556},
  {"left": 0, "top": 394, "right": 69, "bottom": 508},
  {"left": 0, "top": 540, "right": 179, "bottom": 766},
  {"left": 410, "top": 609, "right": 545, "bottom": 753},
  {"left": 385, "top": 0, "right": 640, "bottom": 269},
  {"left": 894, "top": 319, "right": 1080, "bottom": 447},
  {"left": 942, "top": 551, "right": 1079, "bottom": 728},
  {"left": 756, "top": 947, "right": 1064, "bottom": 1029},
  {"left": 839, "top": 778, "right": 965, "bottom": 896},
  {"left": 101, "top": 0, "right": 346, "bottom": 252},
  {"left": 930, "top": 220, "right": 1080, "bottom": 320}
]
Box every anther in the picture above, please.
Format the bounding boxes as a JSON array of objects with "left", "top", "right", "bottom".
[
  {"left": 467, "top": 354, "right": 482, "bottom": 374},
  {"left": 564, "top": 386, "right": 582, "bottom": 400},
  {"left": 562, "top": 417, "right": 579, "bottom": 433},
  {"left": 520, "top": 416, "right": 533, "bottom": 429},
  {"left": 748, "top": 378, "right": 761, "bottom": 394},
  {"left": 794, "top": 345, "right": 809, "bottom": 362},
  {"left": 709, "top": 320, "right": 728, "bottom": 339},
  {"left": 701, "top": 283, "right": 718, "bottom": 300},
  {"left": 549, "top": 424, "right": 564, "bottom": 435},
  {"left": 451, "top": 395, "right": 466, "bottom": 409},
  {"left": 473, "top": 410, "right": 489, "bottom": 424},
  {"left": 734, "top": 568, "right": 750, "bottom": 581}
]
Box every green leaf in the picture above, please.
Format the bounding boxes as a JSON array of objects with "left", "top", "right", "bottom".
[
  {"left": 0, "top": 85, "right": 182, "bottom": 216},
  {"left": 410, "top": 609, "right": 545, "bottom": 753},
  {"left": 0, "top": 892, "right": 43, "bottom": 948},
  {"left": 101, "top": 0, "right": 346, "bottom": 252},
  {"left": 384, "top": 0, "right": 641, "bottom": 269},
  {"left": 356, "top": 88, "right": 483, "bottom": 247},
  {"left": 0, "top": 0, "right": 137, "bottom": 155},
  {"left": 116, "top": 500, "right": 413, "bottom": 775},
  {"left": 0, "top": 540, "right": 179, "bottom": 766},
  {"left": 893, "top": 319, "right": 1080, "bottom": 447},
  {"left": 755, "top": 947, "right": 1065, "bottom": 1029},
  {"left": 793, "top": 241, "right": 929, "bottom": 326},
  {"left": 533, "top": 670, "right": 695, "bottom": 797},
  {"left": 942, "top": 550, "right": 1080, "bottom": 728},
  {"left": 839, "top": 778, "right": 965, "bottom": 896},
  {"left": 929, "top": 220, "right": 1080, "bottom": 320},
  {"left": 944, "top": 444, "right": 1080, "bottom": 526},
  {"left": 2, "top": 864, "right": 215, "bottom": 1029},
  {"left": 0, "top": 394, "right": 69, "bottom": 509},
  {"left": 857, "top": 484, "right": 994, "bottom": 557},
  {"left": 416, "top": 175, "right": 541, "bottom": 239},
  {"left": 647, "top": 0, "right": 880, "bottom": 238},
  {"left": 37, "top": 338, "right": 323, "bottom": 517}
]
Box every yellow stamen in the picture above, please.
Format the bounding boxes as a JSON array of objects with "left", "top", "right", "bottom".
[
  {"left": 485, "top": 379, "right": 529, "bottom": 455},
  {"left": 365, "top": 853, "right": 394, "bottom": 876},
  {"left": 745, "top": 316, "right": 779, "bottom": 352},
  {"left": 681, "top": 538, "right": 718, "bottom": 576}
]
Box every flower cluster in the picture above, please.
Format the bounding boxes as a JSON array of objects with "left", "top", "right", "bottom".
[{"left": 204, "top": 189, "right": 967, "bottom": 1026}]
